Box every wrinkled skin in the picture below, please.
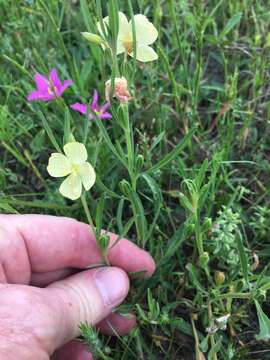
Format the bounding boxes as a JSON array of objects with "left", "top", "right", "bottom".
[{"left": 0, "top": 215, "right": 155, "bottom": 359}]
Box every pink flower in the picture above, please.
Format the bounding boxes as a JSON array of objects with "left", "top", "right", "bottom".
[
  {"left": 70, "top": 90, "right": 112, "bottom": 120},
  {"left": 27, "top": 68, "right": 72, "bottom": 102}
]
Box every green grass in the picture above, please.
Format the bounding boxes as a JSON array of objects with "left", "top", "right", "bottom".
[{"left": 1, "top": 0, "right": 270, "bottom": 359}]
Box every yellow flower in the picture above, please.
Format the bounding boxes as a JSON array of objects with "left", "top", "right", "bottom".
[
  {"left": 97, "top": 11, "right": 158, "bottom": 62},
  {"left": 47, "top": 142, "right": 96, "bottom": 200}
]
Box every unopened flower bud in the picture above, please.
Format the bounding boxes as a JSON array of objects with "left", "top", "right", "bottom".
[
  {"left": 105, "top": 77, "right": 132, "bottom": 103},
  {"left": 203, "top": 217, "right": 212, "bottom": 231},
  {"left": 119, "top": 179, "right": 132, "bottom": 196},
  {"left": 81, "top": 32, "right": 104, "bottom": 45},
  {"left": 199, "top": 252, "right": 209, "bottom": 268},
  {"left": 135, "top": 154, "right": 144, "bottom": 171},
  {"left": 214, "top": 271, "right": 225, "bottom": 286},
  {"left": 99, "top": 234, "right": 110, "bottom": 253}
]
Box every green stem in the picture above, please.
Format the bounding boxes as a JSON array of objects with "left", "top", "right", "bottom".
[
  {"left": 81, "top": 193, "right": 110, "bottom": 266},
  {"left": 208, "top": 303, "right": 218, "bottom": 360},
  {"left": 81, "top": 192, "right": 96, "bottom": 235},
  {"left": 122, "top": 104, "right": 136, "bottom": 190},
  {"left": 194, "top": 209, "right": 204, "bottom": 256}
]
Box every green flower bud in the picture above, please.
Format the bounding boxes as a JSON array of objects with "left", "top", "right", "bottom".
[
  {"left": 255, "top": 289, "right": 267, "bottom": 302},
  {"left": 214, "top": 271, "right": 225, "bottom": 286},
  {"left": 81, "top": 32, "right": 104, "bottom": 45},
  {"left": 99, "top": 234, "right": 110, "bottom": 254},
  {"left": 199, "top": 252, "right": 209, "bottom": 268},
  {"left": 135, "top": 154, "right": 144, "bottom": 172},
  {"left": 203, "top": 217, "right": 212, "bottom": 231},
  {"left": 119, "top": 179, "right": 132, "bottom": 196}
]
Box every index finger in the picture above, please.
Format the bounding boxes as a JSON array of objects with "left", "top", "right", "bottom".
[{"left": 0, "top": 215, "right": 155, "bottom": 283}]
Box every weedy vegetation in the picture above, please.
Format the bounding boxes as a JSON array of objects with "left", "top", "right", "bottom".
[{"left": 1, "top": 0, "right": 270, "bottom": 359}]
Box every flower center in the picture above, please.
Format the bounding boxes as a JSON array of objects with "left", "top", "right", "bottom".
[
  {"left": 47, "top": 85, "right": 57, "bottom": 95},
  {"left": 71, "top": 164, "right": 80, "bottom": 175},
  {"left": 122, "top": 35, "right": 133, "bottom": 54}
]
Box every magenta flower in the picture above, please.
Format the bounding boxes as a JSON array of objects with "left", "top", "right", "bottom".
[
  {"left": 27, "top": 68, "right": 72, "bottom": 102},
  {"left": 70, "top": 90, "right": 112, "bottom": 120}
]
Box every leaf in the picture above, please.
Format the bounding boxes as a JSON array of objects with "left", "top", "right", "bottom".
[
  {"left": 139, "top": 173, "right": 163, "bottom": 209},
  {"left": 208, "top": 337, "right": 222, "bottom": 358},
  {"left": 220, "top": 13, "right": 242, "bottom": 38},
  {"left": 63, "top": 107, "right": 71, "bottom": 145},
  {"left": 171, "top": 318, "right": 204, "bottom": 340},
  {"left": 95, "top": 195, "right": 106, "bottom": 239},
  {"left": 195, "top": 159, "right": 208, "bottom": 189},
  {"left": 147, "top": 129, "right": 195, "bottom": 173},
  {"left": 255, "top": 300, "right": 270, "bottom": 341},
  {"left": 0, "top": 202, "right": 18, "bottom": 214},
  {"left": 38, "top": 111, "right": 61, "bottom": 153},
  {"left": 186, "top": 263, "right": 208, "bottom": 295},
  {"left": 95, "top": 118, "right": 127, "bottom": 169},
  {"left": 236, "top": 230, "right": 249, "bottom": 284},
  {"left": 162, "top": 223, "right": 192, "bottom": 263},
  {"left": 150, "top": 131, "right": 165, "bottom": 152}
]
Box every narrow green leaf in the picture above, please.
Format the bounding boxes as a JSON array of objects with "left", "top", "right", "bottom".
[
  {"left": 220, "top": 13, "right": 242, "bottom": 38},
  {"left": 140, "top": 173, "right": 163, "bottom": 208},
  {"left": 255, "top": 300, "right": 270, "bottom": 341},
  {"left": 147, "top": 129, "right": 195, "bottom": 173},
  {"left": 162, "top": 223, "right": 192, "bottom": 263},
  {"left": 95, "top": 195, "right": 106, "bottom": 239},
  {"left": 236, "top": 230, "right": 249, "bottom": 284},
  {"left": 38, "top": 111, "right": 61, "bottom": 153}
]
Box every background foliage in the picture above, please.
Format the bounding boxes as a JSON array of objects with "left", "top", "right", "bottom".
[{"left": 1, "top": 0, "right": 270, "bottom": 359}]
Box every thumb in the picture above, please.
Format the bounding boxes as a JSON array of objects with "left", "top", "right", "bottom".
[{"left": 45, "top": 267, "right": 129, "bottom": 352}]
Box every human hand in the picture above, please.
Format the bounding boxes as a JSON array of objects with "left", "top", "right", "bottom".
[{"left": 0, "top": 215, "right": 155, "bottom": 359}]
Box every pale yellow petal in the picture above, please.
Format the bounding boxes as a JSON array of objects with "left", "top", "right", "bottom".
[
  {"left": 47, "top": 153, "right": 72, "bottom": 178},
  {"left": 133, "top": 14, "right": 158, "bottom": 45},
  {"left": 118, "top": 11, "right": 130, "bottom": 37},
  {"left": 131, "top": 44, "right": 158, "bottom": 62},
  {"left": 59, "top": 173, "right": 82, "bottom": 200},
  {"left": 63, "top": 142, "right": 87, "bottom": 165},
  {"left": 78, "top": 162, "right": 96, "bottom": 191},
  {"left": 97, "top": 15, "right": 109, "bottom": 37},
  {"left": 97, "top": 12, "right": 129, "bottom": 38},
  {"left": 117, "top": 39, "right": 126, "bottom": 54}
]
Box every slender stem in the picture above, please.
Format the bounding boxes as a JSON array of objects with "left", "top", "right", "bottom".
[
  {"left": 194, "top": 209, "right": 204, "bottom": 256},
  {"left": 81, "top": 193, "right": 110, "bottom": 266},
  {"left": 208, "top": 303, "right": 218, "bottom": 360},
  {"left": 81, "top": 192, "right": 96, "bottom": 235},
  {"left": 122, "top": 104, "right": 136, "bottom": 190}
]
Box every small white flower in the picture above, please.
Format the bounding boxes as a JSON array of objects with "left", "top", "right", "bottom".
[
  {"left": 47, "top": 142, "right": 96, "bottom": 200},
  {"left": 97, "top": 11, "right": 158, "bottom": 62}
]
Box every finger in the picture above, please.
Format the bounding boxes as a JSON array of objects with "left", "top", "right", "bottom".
[
  {"left": 97, "top": 312, "right": 136, "bottom": 335},
  {"left": 0, "top": 267, "right": 128, "bottom": 357},
  {"left": 32, "top": 270, "right": 137, "bottom": 336},
  {"left": 30, "top": 268, "right": 77, "bottom": 287},
  {"left": 52, "top": 341, "right": 93, "bottom": 360},
  {"left": 0, "top": 215, "right": 155, "bottom": 284},
  {"left": 46, "top": 267, "right": 129, "bottom": 351}
]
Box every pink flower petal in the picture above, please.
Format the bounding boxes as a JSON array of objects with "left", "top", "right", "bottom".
[
  {"left": 70, "top": 103, "right": 87, "bottom": 114},
  {"left": 27, "top": 91, "right": 54, "bottom": 102},
  {"left": 27, "top": 91, "right": 43, "bottom": 102},
  {"left": 49, "top": 68, "right": 62, "bottom": 93},
  {"left": 100, "top": 102, "right": 110, "bottom": 113},
  {"left": 91, "top": 89, "right": 99, "bottom": 110},
  {"left": 34, "top": 73, "right": 49, "bottom": 92},
  {"left": 60, "top": 79, "right": 73, "bottom": 94},
  {"left": 41, "top": 94, "right": 55, "bottom": 101},
  {"left": 100, "top": 112, "right": 112, "bottom": 119}
]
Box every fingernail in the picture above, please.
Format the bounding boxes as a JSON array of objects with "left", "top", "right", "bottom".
[{"left": 94, "top": 267, "right": 129, "bottom": 307}]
